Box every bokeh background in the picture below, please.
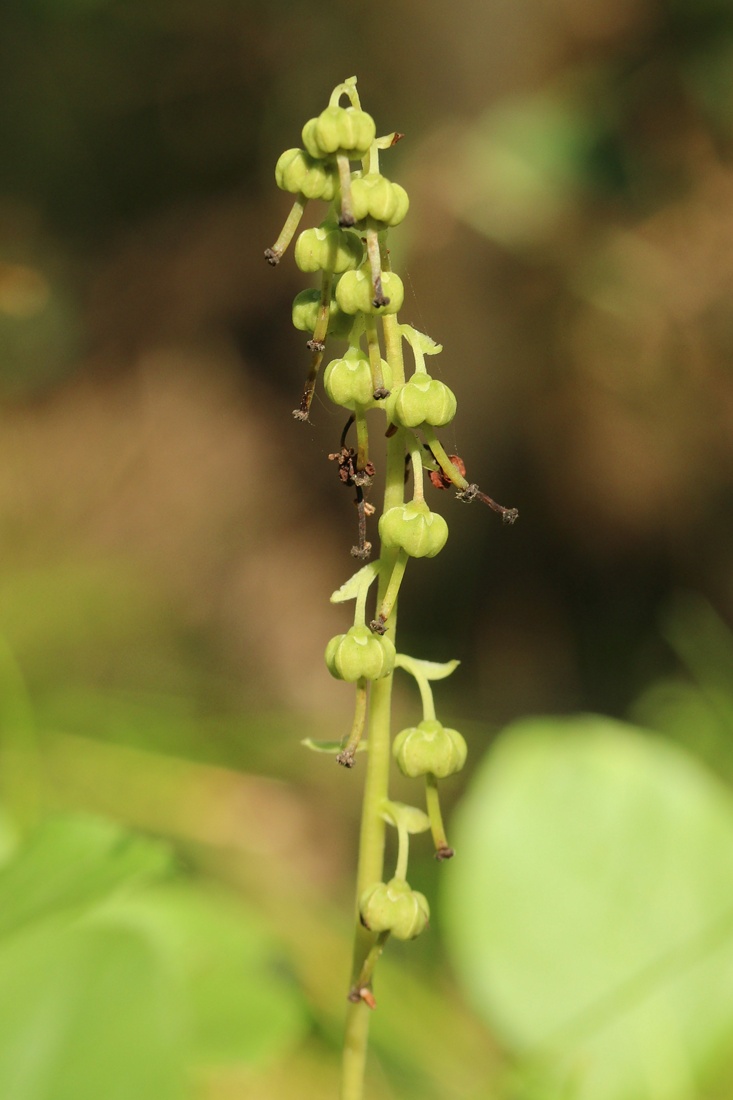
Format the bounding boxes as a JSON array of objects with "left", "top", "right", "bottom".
[{"left": 3, "top": 0, "right": 733, "bottom": 1097}]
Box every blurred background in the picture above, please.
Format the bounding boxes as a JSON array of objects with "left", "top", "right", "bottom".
[{"left": 2, "top": 0, "right": 733, "bottom": 1097}]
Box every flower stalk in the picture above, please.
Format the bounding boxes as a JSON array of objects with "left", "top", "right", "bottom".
[{"left": 265, "top": 76, "right": 517, "bottom": 1100}]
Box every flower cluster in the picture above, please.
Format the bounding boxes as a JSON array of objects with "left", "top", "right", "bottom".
[{"left": 266, "top": 77, "right": 516, "bottom": 1013}]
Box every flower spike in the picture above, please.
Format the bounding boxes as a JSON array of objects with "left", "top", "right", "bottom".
[{"left": 264, "top": 81, "right": 518, "bottom": 1083}]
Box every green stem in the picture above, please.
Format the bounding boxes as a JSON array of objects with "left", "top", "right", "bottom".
[
  {"left": 377, "top": 549, "right": 408, "bottom": 626},
  {"left": 341, "top": 337, "right": 406, "bottom": 1100},
  {"left": 364, "top": 315, "right": 387, "bottom": 397},
  {"left": 337, "top": 679, "right": 368, "bottom": 768},
  {"left": 422, "top": 428, "right": 470, "bottom": 491},
  {"left": 407, "top": 435, "right": 425, "bottom": 502},
  {"left": 266, "top": 194, "right": 307, "bottom": 265},
  {"left": 294, "top": 271, "right": 333, "bottom": 420},
  {"left": 337, "top": 154, "right": 356, "bottom": 227},
  {"left": 414, "top": 673, "right": 436, "bottom": 722},
  {"left": 350, "top": 930, "right": 389, "bottom": 1003},
  {"left": 355, "top": 410, "right": 369, "bottom": 473},
  {"left": 332, "top": 77, "right": 361, "bottom": 110},
  {"left": 365, "top": 228, "right": 387, "bottom": 308},
  {"left": 394, "top": 820, "right": 410, "bottom": 881},
  {"left": 403, "top": 332, "right": 428, "bottom": 376},
  {"left": 381, "top": 314, "right": 406, "bottom": 382},
  {"left": 353, "top": 572, "right": 371, "bottom": 627},
  {"left": 425, "top": 773, "right": 454, "bottom": 860}
]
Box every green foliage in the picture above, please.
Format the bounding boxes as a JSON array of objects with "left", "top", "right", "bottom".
[
  {"left": 631, "top": 595, "right": 733, "bottom": 784},
  {"left": 0, "top": 812, "right": 308, "bottom": 1099},
  {"left": 442, "top": 715, "right": 733, "bottom": 1099}
]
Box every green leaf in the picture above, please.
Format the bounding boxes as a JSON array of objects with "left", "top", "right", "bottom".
[
  {"left": 395, "top": 654, "right": 460, "bottom": 681},
  {"left": 398, "top": 324, "right": 443, "bottom": 356},
  {"left": 329, "top": 562, "right": 380, "bottom": 604},
  {"left": 301, "top": 738, "right": 367, "bottom": 754},
  {"left": 109, "top": 884, "right": 308, "bottom": 1067},
  {"left": 381, "top": 800, "right": 431, "bottom": 835},
  {"left": 0, "top": 919, "right": 185, "bottom": 1100},
  {"left": 0, "top": 813, "right": 174, "bottom": 938},
  {"left": 442, "top": 716, "right": 733, "bottom": 1100}
]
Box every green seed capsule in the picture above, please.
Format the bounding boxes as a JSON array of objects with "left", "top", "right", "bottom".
[
  {"left": 393, "top": 719, "right": 468, "bottom": 779},
  {"left": 351, "top": 172, "right": 410, "bottom": 228},
  {"left": 291, "top": 288, "right": 354, "bottom": 340},
  {"left": 294, "top": 226, "right": 364, "bottom": 274},
  {"left": 324, "top": 349, "right": 393, "bottom": 410},
  {"left": 386, "top": 374, "right": 457, "bottom": 428},
  {"left": 335, "top": 267, "right": 405, "bottom": 315},
  {"left": 325, "top": 624, "right": 396, "bottom": 682},
  {"left": 275, "top": 148, "right": 339, "bottom": 200},
  {"left": 302, "top": 106, "right": 376, "bottom": 160},
  {"left": 359, "top": 877, "right": 430, "bottom": 940},
  {"left": 379, "top": 501, "right": 449, "bottom": 558}
]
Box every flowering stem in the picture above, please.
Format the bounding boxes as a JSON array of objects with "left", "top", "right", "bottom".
[
  {"left": 341, "top": 326, "right": 406, "bottom": 1100},
  {"left": 266, "top": 80, "right": 482, "bottom": 1100}
]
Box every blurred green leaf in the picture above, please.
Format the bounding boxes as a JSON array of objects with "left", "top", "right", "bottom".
[
  {"left": 631, "top": 679, "right": 733, "bottom": 784},
  {"left": 0, "top": 919, "right": 184, "bottom": 1100},
  {"left": 630, "top": 595, "right": 733, "bottom": 783},
  {"left": 0, "top": 813, "right": 174, "bottom": 938},
  {"left": 108, "top": 884, "right": 309, "bottom": 1067},
  {"left": 660, "top": 593, "right": 733, "bottom": 701},
  {"left": 442, "top": 716, "right": 733, "bottom": 1100}
]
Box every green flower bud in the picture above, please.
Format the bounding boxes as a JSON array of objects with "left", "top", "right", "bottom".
[
  {"left": 302, "top": 106, "right": 376, "bottom": 160},
  {"left": 324, "top": 348, "right": 393, "bottom": 410},
  {"left": 291, "top": 288, "right": 353, "bottom": 340},
  {"left": 294, "top": 226, "right": 363, "bottom": 274},
  {"left": 379, "top": 501, "right": 449, "bottom": 558},
  {"left": 274, "top": 148, "right": 338, "bottom": 200},
  {"left": 351, "top": 172, "right": 409, "bottom": 228},
  {"left": 335, "top": 267, "right": 404, "bottom": 315},
  {"left": 393, "top": 719, "right": 468, "bottom": 779},
  {"left": 325, "top": 624, "right": 396, "bottom": 682},
  {"left": 386, "top": 374, "right": 457, "bottom": 428},
  {"left": 359, "top": 877, "right": 430, "bottom": 940}
]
